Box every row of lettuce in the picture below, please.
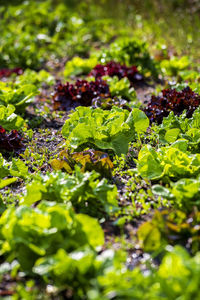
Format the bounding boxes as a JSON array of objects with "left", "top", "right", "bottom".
[
  {"left": 1, "top": 33, "right": 200, "bottom": 298},
  {"left": 1, "top": 106, "right": 200, "bottom": 298}
]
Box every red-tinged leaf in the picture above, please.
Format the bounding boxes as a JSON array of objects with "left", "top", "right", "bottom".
[{"left": 51, "top": 149, "right": 113, "bottom": 178}]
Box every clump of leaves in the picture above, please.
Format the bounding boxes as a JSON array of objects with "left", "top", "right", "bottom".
[
  {"left": 103, "top": 76, "right": 137, "bottom": 102},
  {"left": 0, "top": 126, "right": 23, "bottom": 152},
  {"left": 52, "top": 79, "right": 110, "bottom": 110},
  {"left": 0, "top": 68, "right": 23, "bottom": 78},
  {"left": 15, "top": 69, "right": 55, "bottom": 88},
  {"left": 152, "top": 107, "right": 200, "bottom": 152},
  {"left": 21, "top": 169, "right": 118, "bottom": 217},
  {"left": 138, "top": 209, "right": 200, "bottom": 254},
  {"left": 62, "top": 106, "right": 149, "bottom": 156},
  {"left": 0, "top": 82, "right": 38, "bottom": 112},
  {"left": 137, "top": 143, "right": 200, "bottom": 181},
  {"left": 0, "top": 200, "right": 104, "bottom": 276},
  {"left": 0, "top": 105, "right": 24, "bottom": 131},
  {"left": 89, "top": 61, "right": 143, "bottom": 83},
  {"left": 97, "top": 38, "right": 158, "bottom": 77},
  {"left": 51, "top": 149, "right": 113, "bottom": 178},
  {"left": 160, "top": 55, "right": 190, "bottom": 77},
  {"left": 0, "top": 153, "right": 28, "bottom": 189},
  {"left": 144, "top": 86, "right": 200, "bottom": 124},
  {"left": 89, "top": 246, "right": 200, "bottom": 300},
  {"left": 64, "top": 56, "right": 98, "bottom": 78},
  {"left": 152, "top": 176, "right": 200, "bottom": 211}
]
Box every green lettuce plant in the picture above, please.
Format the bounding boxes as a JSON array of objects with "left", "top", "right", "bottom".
[
  {"left": 137, "top": 143, "right": 200, "bottom": 181},
  {"left": 0, "top": 201, "right": 104, "bottom": 273},
  {"left": 153, "top": 107, "right": 200, "bottom": 152},
  {"left": 103, "top": 76, "right": 137, "bottom": 102},
  {"left": 15, "top": 69, "right": 55, "bottom": 88},
  {"left": 97, "top": 38, "right": 158, "bottom": 77},
  {"left": 64, "top": 56, "right": 98, "bottom": 78},
  {"left": 0, "top": 104, "right": 24, "bottom": 130},
  {"left": 0, "top": 154, "right": 28, "bottom": 189},
  {"left": 21, "top": 169, "right": 118, "bottom": 217},
  {"left": 0, "top": 82, "right": 38, "bottom": 112},
  {"left": 152, "top": 176, "right": 200, "bottom": 211},
  {"left": 160, "top": 55, "right": 190, "bottom": 77},
  {"left": 138, "top": 209, "right": 200, "bottom": 254},
  {"left": 88, "top": 246, "right": 200, "bottom": 300},
  {"left": 62, "top": 106, "right": 149, "bottom": 156}
]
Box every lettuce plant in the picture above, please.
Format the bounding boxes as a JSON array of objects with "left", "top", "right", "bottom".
[
  {"left": 62, "top": 106, "right": 149, "bottom": 156},
  {"left": 153, "top": 107, "right": 200, "bottom": 152},
  {"left": 152, "top": 176, "right": 200, "bottom": 211},
  {"left": 97, "top": 38, "right": 158, "bottom": 77},
  {"left": 0, "top": 82, "right": 38, "bottom": 112},
  {"left": 0, "top": 126, "right": 23, "bottom": 152},
  {"left": 15, "top": 69, "right": 55, "bottom": 88},
  {"left": 0, "top": 154, "right": 28, "bottom": 179},
  {"left": 52, "top": 79, "right": 110, "bottom": 110},
  {"left": 90, "top": 61, "right": 143, "bottom": 83},
  {"left": 89, "top": 246, "right": 200, "bottom": 300},
  {"left": 137, "top": 143, "right": 200, "bottom": 181},
  {"left": 138, "top": 209, "right": 200, "bottom": 254},
  {"left": 103, "top": 76, "right": 137, "bottom": 102},
  {"left": 64, "top": 56, "right": 98, "bottom": 78},
  {"left": 22, "top": 169, "right": 118, "bottom": 217},
  {"left": 0, "top": 153, "right": 28, "bottom": 189},
  {"left": 51, "top": 149, "right": 114, "bottom": 178},
  {"left": 0, "top": 105, "right": 24, "bottom": 131},
  {"left": 144, "top": 86, "right": 200, "bottom": 124},
  {"left": 160, "top": 55, "right": 190, "bottom": 77},
  {"left": 0, "top": 201, "right": 104, "bottom": 273},
  {"left": 0, "top": 68, "right": 23, "bottom": 78}
]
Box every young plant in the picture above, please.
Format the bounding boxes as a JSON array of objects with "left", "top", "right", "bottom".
[
  {"left": 22, "top": 169, "right": 118, "bottom": 217},
  {"left": 62, "top": 106, "right": 149, "bottom": 156},
  {"left": 144, "top": 86, "right": 200, "bottom": 124}
]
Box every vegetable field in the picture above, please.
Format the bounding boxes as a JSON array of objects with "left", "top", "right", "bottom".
[{"left": 1, "top": 0, "right": 200, "bottom": 299}]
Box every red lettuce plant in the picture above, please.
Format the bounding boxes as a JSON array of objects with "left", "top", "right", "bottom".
[
  {"left": 0, "top": 68, "right": 23, "bottom": 78},
  {"left": 89, "top": 61, "right": 143, "bottom": 83},
  {"left": 144, "top": 86, "right": 200, "bottom": 123},
  {"left": 52, "top": 79, "right": 110, "bottom": 110},
  {"left": 0, "top": 126, "right": 23, "bottom": 151}
]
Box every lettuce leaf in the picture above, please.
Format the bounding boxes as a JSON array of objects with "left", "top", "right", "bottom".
[{"left": 0, "top": 104, "right": 24, "bottom": 130}]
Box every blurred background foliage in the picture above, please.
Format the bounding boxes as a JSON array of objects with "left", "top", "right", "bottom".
[{"left": 0, "top": 0, "right": 199, "bottom": 69}]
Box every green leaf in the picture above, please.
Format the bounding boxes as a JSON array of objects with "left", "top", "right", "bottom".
[
  {"left": 0, "top": 177, "right": 18, "bottom": 189},
  {"left": 152, "top": 184, "right": 174, "bottom": 199},
  {"left": 0, "top": 104, "right": 24, "bottom": 130},
  {"left": 10, "top": 158, "right": 28, "bottom": 179},
  {"left": 76, "top": 214, "right": 104, "bottom": 249},
  {"left": 164, "top": 128, "right": 180, "bottom": 143},
  {"left": 138, "top": 221, "right": 161, "bottom": 252}
]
